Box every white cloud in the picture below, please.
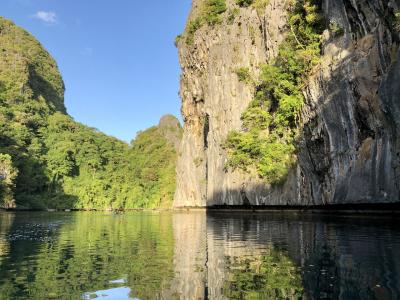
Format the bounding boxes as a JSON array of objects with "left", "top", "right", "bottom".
[{"left": 33, "top": 11, "right": 57, "bottom": 24}]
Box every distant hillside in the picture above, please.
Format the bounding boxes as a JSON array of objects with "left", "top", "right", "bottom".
[
  {"left": 127, "top": 115, "right": 183, "bottom": 209},
  {"left": 0, "top": 17, "right": 182, "bottom": 209}
]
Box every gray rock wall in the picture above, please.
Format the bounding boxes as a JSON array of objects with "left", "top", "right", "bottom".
[
  {"left": 174, "top": 0, "right": 400, "bottom": 207},
  {"left": 298, "top": 0, "right": 400, "bottom": 204}
]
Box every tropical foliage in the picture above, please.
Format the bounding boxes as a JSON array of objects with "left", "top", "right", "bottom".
[
  {"left": 234, "top": 67, "right": 253, "bottom": 84},
  {"left": 0, "top": 17, "right": 181, "bottom": 209},
  {"left": 236, "top": 0, "right": 254, "bottom": 7},
  {"left": 203, "top": 0, "right": 227, "bottom": 25},
  {"left": 236, "top": 0, "right": 270, "bottom": 16}
]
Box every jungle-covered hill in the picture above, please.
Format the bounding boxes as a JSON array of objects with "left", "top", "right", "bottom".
[{"left": 0, "top": 17, "right": 182, "bottom": 210}]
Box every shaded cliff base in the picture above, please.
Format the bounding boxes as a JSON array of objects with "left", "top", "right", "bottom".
[
  {"left": 178, "top": 184, "right": 400, "bottom": 214},
  {"left": 1, "top": 207, "right": 400, "bottom": 217},
  {"left": 206, "top": 203, "right": 400, "bottom": 215}
]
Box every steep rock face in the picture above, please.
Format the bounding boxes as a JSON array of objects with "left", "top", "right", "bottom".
[
  {"left": 298, "top": 0, "right": 400, "bottom": 205},
  {"left": 174, "top": 0, "right": 400, "bottom": 207},
  {"left": 174, "top": 0, "right": 288, "bottom": 207}
]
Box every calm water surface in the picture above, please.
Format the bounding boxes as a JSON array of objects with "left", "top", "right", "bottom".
[{"left": 0, "top": 211, "right": 399, "bottom": 299}]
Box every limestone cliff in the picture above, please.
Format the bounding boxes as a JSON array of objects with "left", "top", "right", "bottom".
[{"left": 174, "top": 0, "right": 400, "bottom": 207}]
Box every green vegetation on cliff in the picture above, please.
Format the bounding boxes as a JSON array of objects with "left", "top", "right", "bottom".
[
  {"left": 225, "top": 0, "right": 325, "bottom": 184},
  {"left": 236, "top": 0, "right": 254, "bottom": 7},
  {"left": 180, "top": 0, "right": 227, "bottom": 45},
  {"left": 203, "top": 0, "right": 227, "bottom": 25},
  {"left": 236, "top": 0, "right": 269, "bottom": 12},
  {"left": 0, "top": 17, "right": 181, "bottom": 209}
]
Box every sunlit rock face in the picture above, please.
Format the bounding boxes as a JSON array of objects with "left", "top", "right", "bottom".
[
  {"left": 174, "top": 0, "right": 287, "bottom": 207},
  {"left": 174, "top": 0, "right": 400, "bottom": 207}
]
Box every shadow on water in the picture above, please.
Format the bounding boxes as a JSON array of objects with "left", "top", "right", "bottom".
[
  {"left": 164, "top": 211, "right": 400, "bottom": 299},
  {"left": 0, "top": 211, "right": 400, "bottom": 299},
  {"left": 205, "top": 212, "right": 400, "bottom": 299}
]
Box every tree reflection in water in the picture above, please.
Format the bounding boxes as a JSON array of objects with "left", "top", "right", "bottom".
[
  {"left": 0, "top": 212, "right": 174, "bottom": 300},
  {"left": 223, "top": 249, "right": 305, "bottom": 299}
]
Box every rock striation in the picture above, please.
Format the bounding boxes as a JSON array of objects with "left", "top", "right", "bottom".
[{"left": 174, "top": 0, "right": 400, "bottom": 207}]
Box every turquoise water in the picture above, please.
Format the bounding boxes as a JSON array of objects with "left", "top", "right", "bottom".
[{"left": 0, "top": 211, "right": 399, "bottom": 299}]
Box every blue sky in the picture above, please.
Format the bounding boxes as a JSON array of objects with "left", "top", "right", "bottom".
[{"left": 1, "top": 0, "right": 191, "bottom": 142}]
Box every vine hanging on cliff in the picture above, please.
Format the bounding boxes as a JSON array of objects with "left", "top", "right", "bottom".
[{"left": 225, "top": 0, "right": 325, "bottom": 185}]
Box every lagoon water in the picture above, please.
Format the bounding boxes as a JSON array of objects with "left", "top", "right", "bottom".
[{"left": 0, "top": 211, "right": 399, "bottom": 299}]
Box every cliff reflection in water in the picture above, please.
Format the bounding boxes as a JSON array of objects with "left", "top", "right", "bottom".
[
  {"left": 0, "top": 211, "right": 399, "bottom": 299},
  {"left": 166, "top": 212, "right": 400, "bottom": 299}
]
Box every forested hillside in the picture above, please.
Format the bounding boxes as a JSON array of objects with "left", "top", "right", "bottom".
[{"left": 0, "top": 17, "right": 181, "bottom": 210}]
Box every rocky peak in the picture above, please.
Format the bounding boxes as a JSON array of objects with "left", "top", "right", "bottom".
[
  {"left": 159, "top": 114, "right": 181, "bottom": 129},
  {"left": 158, "top": 114, "right": 182, "bottom": 150}
]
